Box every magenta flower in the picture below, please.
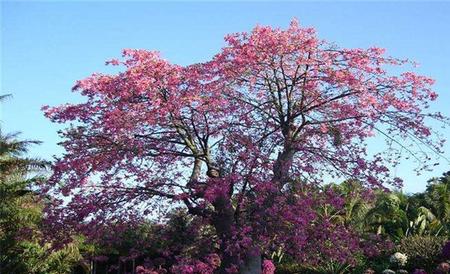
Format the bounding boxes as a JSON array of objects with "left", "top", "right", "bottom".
[{"left": 262, "top": 259, "right": 276, "bottom": 274}]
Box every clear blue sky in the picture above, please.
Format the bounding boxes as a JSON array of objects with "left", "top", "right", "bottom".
[{"left": 1, "top": 1, "right": 449, "bottom": 193}]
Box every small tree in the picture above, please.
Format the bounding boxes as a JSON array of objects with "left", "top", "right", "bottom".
[{"left": 43, "top": 20, "right": 447, "bottom": 273}]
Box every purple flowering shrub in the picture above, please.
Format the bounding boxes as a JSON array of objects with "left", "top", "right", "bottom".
[{"left": 442, "top": 241, "right": 450, "bottom": 260}]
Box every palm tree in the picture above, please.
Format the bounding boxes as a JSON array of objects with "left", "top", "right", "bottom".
[
  {"left": 325, "top": 180, "right": 372, "bottom": 232},
  {"left": 0, "top": 95, "right": 86, "bottom": 274},
  {"left": 365, "top": 191, "right": 410, "bottom": 240},
  {"left": 422, "top": 172, "right": 450, "bottom": 234},
  {"left": 0, "top": 130, "right": 50, "bottom": 273}
]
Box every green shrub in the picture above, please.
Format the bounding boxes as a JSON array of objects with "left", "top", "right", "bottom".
[
  {"left": 358, "top": 255, "right": 391, "bottom": 274},
  {"left": 276, "top": 262, "right": 352, "bottom": 274},
  {"left": 396, "top": 235, "right": 447, "bottom": 271}
]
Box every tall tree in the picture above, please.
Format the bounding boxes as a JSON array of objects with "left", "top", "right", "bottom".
[
  {"left": 43, "top": 20, "right": 447, "bottom": 273},
  {"left": 0, "top": 95, "right": 82, "bottom": 274},
  {"left": 0, "top": 129, "right": 47, "bottom": 272}
]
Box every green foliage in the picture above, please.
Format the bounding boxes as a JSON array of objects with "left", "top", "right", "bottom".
[
  {"left": 0, "top": 119, "right": 82, "bottom": 273},
  {"left": 11, "top": 241, "right": 83, "bottom": 274},
  {"left": 365, "top": 191, "right": 409, "bottom": 239},
  {"left": 356, "top": 186, "right": 447, "bottom": 241},
  {"left": 396, "top": 235, "right": 447, "bottom": 271},
  {"left": 304, "top": 262, "right": 353, "bottom": 274},
  {"left": 358, "top": 256, "right": 391, "bottom": 274},
  {"left": 277, "top": 260, "right": 358, "bottom": 274},
  {"left": 327, "top": 180, "right": 372, "bottom": 232},
  {"left": 0, "top": 129, "right": 47, "bottom": 272},
  {"left": 405, "top": 206, "right": 443, "bottom": 237},
  {"left": 422, "top": 172, "right": 450, "bottom": 234}
]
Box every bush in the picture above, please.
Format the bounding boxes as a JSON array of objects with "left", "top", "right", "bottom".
[{"left": 396, "top": 236, "right": 447, "bottom": 271}]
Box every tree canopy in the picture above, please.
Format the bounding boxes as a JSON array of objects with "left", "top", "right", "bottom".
[{"left": 42, "top": 20, "right": 447, "bottom": 273}]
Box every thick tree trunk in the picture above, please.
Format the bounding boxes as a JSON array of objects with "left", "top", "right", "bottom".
[
  {"left": 212, "top": 196, "right": 263, "bottom": 274},
  {"left": 272, "top": 146, "right": 295, "bottom": 184},
  {"left": 212, "top": 195, "right": 238, "bottom": 274},
  {"left": 239, "top": 247, "right": 262, "bottom": 274},
  {"left": 209, "top": 144, "right": 294, "bottom": 273},
  {"left": 206, "top": 162, "right": 264, "bottom": 274}
]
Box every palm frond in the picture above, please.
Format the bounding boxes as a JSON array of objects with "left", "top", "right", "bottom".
[{"left": 0, "top": 94, "right": 12, "bottom": 102}]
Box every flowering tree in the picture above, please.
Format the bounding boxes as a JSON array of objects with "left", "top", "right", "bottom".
[{"left": 43, "top": 20, "right": 446, "bottom": 273}]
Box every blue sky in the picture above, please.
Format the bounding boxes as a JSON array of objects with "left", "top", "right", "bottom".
[{"left": 1, "top": 1, "right": 449, "bottom": 193}]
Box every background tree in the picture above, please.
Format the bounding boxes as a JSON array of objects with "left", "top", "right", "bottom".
[
  {"left": 423, "top": 172, "right": 450, "bottom": 231},
  {"left": 0, "top": 95, "right": 82, "bottom": 274},
  {"left": 325, "top": 180, "right": 372, "bottom": 232},
  {"left": 0, "top": 110, "right": 48, "bottom": 272}
]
